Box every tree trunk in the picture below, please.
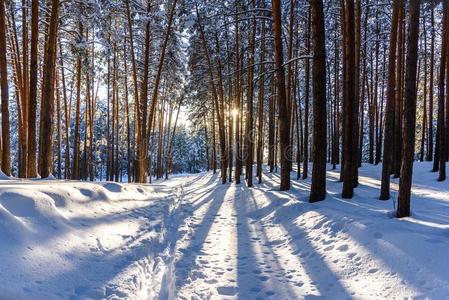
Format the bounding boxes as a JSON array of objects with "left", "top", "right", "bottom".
[
  {"left": 0, "top": 0, "right": 10, "bottom": 176},
  {"left": 37, "top": 0, "right": 59, "bottom": 178},
  {"left": 303, "top": 6, "right": 311, "bottom": 180},
  {"left": 310, "top": 0, "right": 327, "bottom": 202},
  {"left": 420, "top": 15, "right": 427, "bottom": 162},
  {"left": 380, "top": 0, "right": 400, "bottom": 200},
  {"left": 342, "top": 0, "right": 357, "bottom": 198},
  {"left": 234, "top": 14, "right": 242, "bottom": 183},
  {"left": 123, "top": 42, "right": 132, "bottom": 182},
  {"left": 135, "top": 0, "right": 152, "bottom": 183},
  {"left": 72, "top": 22, "right": 83, "bottom": 179},
  {"left": 272, "top": 0, "right": 291, "bottom": 191},
  {"left": 393, "top": 6, "right": 405, "bottom": 177},
  {"left": 245, "top": 10, "right": 256, "bottom": 187},
  {"left": 437, "top": 1, "right": 448, "bottom": 181},
  {"left": 256, "top": 18, "right": 266, "bottom": 184},
  {"left": 268, "top": 78, "right": 275, "bottom": 173},
  {"left": 397, "top": 0, "right": 420, "bottom": 218},
  {"left": 428, "top": 5, "right": 435, "bottom": 162}
]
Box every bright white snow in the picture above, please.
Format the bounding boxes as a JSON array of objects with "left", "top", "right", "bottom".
[{"left": 1, "top": 162, "right": 449, "bottom": 299}]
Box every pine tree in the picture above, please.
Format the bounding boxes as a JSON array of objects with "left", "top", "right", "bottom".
[
  {"left": 309, "top": 0, "right": 327, "bottom": 202},
  {"left": 397, "top": 0, "right": 421, "bottom": 218}
]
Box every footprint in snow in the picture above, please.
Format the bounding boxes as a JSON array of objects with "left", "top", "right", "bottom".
[
  {"left": 205, "top": 279, "right": 218, "bottom": 284},
  {"left": 368, "top": 268, "right": 378, "bottom": 274},
  {"left": 373, "top": 232, "right": 383, "bottom": 239},
  {"left": 216, "top": 286, "right": 238, "bottom": 296},
  {"left": 337, "top": 244, "right": 349, "bottom": 252},
  {"left": 323, "top": 245, "right": 334, "bottom": 252}
]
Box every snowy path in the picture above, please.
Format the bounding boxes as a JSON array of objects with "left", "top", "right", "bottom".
[{"left": 174, "top": 180, "right": 307, "bottom": 299}]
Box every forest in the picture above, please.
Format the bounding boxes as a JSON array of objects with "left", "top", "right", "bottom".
[{"left": 0, "top": 0, "right": 449, "bottom": 298}]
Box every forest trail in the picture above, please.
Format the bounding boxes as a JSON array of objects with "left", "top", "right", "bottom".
[
  {"left": 173, "top": 174, "right": 306, "bottom": 299},
  {"left": 170, "top": 164, "right": 449, "bottom": 299}
]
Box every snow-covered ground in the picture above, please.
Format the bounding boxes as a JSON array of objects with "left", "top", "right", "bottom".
[{"left": 1, "top": 162, "right": 449, "bottom": 299}]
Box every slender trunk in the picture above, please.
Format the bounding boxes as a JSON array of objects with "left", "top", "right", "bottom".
[
  {"left": 245, "top": 9, "right": 255, "bottom": 187},
  {"left": 20, "top": 0, "right": 28, "bottom": 177},
  {"left": 437, "top": 2, "right": 448, "bottom": 181},
  {"left": 234, "top": 15, "right": 242, "bottom": 182},
  {"left": 380, "top": 0, "right": 400, "bottom": 200},
  {"left": 272, "top": 0, "right": 291, "bottom": 190},
  {"left": 268, "top": 78, "right": 275, "bottom": 173},
  {"left": 303, "top": 6, "right": 311, "bottom": 180},
  {"left": 166, "top": 97, "right": 183, "bottom": 179},
  {"left": 0, "top": 0, "right": 10, "bottom": 176},
  {"left": 420, "top": 16, "right": 427, "bottom": 162},
  {"left": 38, "top": 0, "right": 59, "bottom": 178},
  {"left": 157, "top": 99, "right": 165, "bottom": 179},
  {"left": 393, "top": 6, "right": 405, "bottom": 177},
  {"left": 428, "top": 5, "right": 435, "bottom": 162},
  {"left": 353, "top": 0, "right": 361, "bottom": 181},
  {"left": 56, "top": 72, "right": 62, "bottom": 178},
  {"left": 224, "top": 18, "right": 233, "bottom": 182},
  {"left": 72, "top": 22, "right": 82, "bottom": 179},
  {"left": 135, "top": 1, "right": 152, "bottom": 182},
  {"left": 397, "top": 0, "right": 420, "bottom": 218},
  {"left": 310, "top": 0, "right": 327, "bottom": 202},
  {"left": 256, "top": 18, "right": 266, "bottom": 184},
  {"left": 59, "top": 39, "right": 70, "bottom": 179},
  {"left": 342, "top": 0, "right": 357, "bottom": 198}
]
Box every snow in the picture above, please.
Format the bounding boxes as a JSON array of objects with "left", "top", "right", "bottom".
[
  {"left": 1, "top": 162, "right": 449, "bottom": 299},
  {"left": 0, "top": 179, "right": 182, "bottom": 299}
]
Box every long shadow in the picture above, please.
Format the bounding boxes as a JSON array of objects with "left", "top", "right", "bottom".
[
  {"left": 173, "top": 183, "right": 230, "bottom": 294},
  {"left": 279, "top": 195, "right": 449, "bottom": 296},
  {"left": 246, "top": 188, "right": 300, "bottom": 298},
  {"left": 280, "top": 219, "right": 353, "bottom": 299},
  {"left": 268, "top": 164, "right": 449, "bottom": 296},
  {"left": 250, "top": 177, "right": 353, "bottom": 298},
  {"left": 234, "top": 185, "right": 268, "bottom": 299}
]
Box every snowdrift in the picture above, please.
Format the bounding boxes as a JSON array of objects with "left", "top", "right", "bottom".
[{"left": 0, "top": 178, "right": 186, "bottom": 299}]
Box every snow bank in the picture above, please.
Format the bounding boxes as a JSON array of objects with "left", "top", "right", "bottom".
[{"left": 0, "top": 177, "right": 191, "bottom": 299}]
